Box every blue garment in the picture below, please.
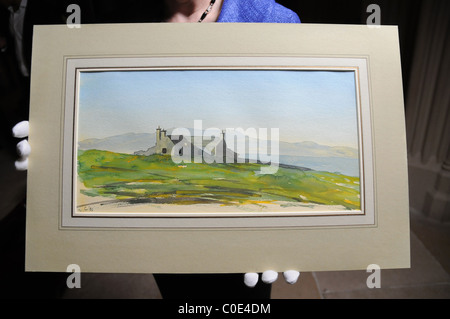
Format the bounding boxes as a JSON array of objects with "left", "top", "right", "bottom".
[{"left": 217, "top": 0, "right": 300, "bottom": 23}]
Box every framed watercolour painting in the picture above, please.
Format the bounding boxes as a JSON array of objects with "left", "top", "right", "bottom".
[
  {"left": 26, "top": 23, "right": 410, "bottom": 274},
  {"left": 63, "top": 56, "right": 373, "bottom": 228}
]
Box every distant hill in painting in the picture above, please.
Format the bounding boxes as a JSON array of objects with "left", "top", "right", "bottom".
[{"left": 78, "top": 131, "right": 360, "bottom": 176}]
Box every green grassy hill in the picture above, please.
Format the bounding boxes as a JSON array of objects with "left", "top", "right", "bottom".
[{"left": 77, "top": 149, "right": 361, "bottom": 210}]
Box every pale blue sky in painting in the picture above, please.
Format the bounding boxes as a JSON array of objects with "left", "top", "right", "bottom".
[{"left": 78, "top": 69, "right": 359, "bottom": 147}]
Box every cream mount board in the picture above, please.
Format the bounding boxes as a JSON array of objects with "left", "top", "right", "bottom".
[{"left": 26, "top": 23, "right": 410, "bottom": 274}]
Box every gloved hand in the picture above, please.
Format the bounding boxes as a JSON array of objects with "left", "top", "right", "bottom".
[
  {"left": 244, "top": 270, "right": 300, "bottom": 287},
  {"left": 12, "top": 121, "right": 30, "bottom": 171}
]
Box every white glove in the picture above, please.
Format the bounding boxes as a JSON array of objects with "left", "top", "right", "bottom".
[
  {"left": 244, "top": 270, "right": 300, "bottom": 287},
  {"left": 12, "top": 121, "right": 30, "bottom": 171}
]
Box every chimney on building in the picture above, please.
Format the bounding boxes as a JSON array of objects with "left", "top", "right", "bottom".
[{"left": 156, "top": 126, "right": 161, "bottom": 141}]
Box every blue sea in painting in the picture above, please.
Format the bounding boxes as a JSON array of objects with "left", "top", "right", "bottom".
[{"left": 278, "top": 155, "right": 360, "bottom": 177}]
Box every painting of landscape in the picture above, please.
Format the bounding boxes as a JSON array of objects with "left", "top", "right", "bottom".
[{"left": 75, "top": 69, "right": 362, "bottom": 215}]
